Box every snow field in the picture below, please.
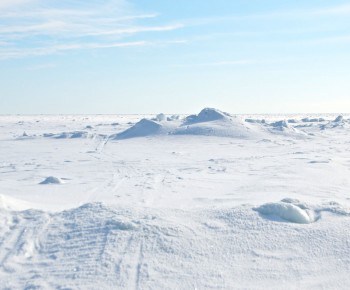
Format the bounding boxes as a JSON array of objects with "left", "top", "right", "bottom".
[{"left": 0, "top": 109, "right": 350, "bottom": 288}]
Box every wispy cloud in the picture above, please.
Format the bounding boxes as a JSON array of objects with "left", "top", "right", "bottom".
[
  {"left": 183, "top": 3, "right": 350, "bottom": 27},
  {"left": 312, "top": 4, "right": 350, "bottom": 16},
  {"left": 173, "top": 60, "right": 255, "bottom": 68},
  {"left": 0, "top": 0, "right": 33, "bottom": 10},
  {"left": 25, "top": 63, "right": 57, "bottom": 71},
  {"left": 0, "top": 41, "right": 149, "bottom": 60},
  {"left": 0, "top": 0, "right": 184, "bottom": 60}
]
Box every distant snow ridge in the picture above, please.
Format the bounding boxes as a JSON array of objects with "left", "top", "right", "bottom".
[
  {"left": 254, "top": 199, "right": 316, "bottom": 224},
  {"left": 40, "top": 176, "right": 64, "bottom": 185},
  {"left": 43, "top": 131, "right": 93, "bottom": 139},
  {"left": 302, "top": 117, "right": 325, "bottom": 123}
]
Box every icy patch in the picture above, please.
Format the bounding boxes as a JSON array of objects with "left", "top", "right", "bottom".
[
  {"left": 255, "top": 200, "right": 316, "bottom": 224},
  {"left": 39, "top": 176, "right": 64, "bottom": 185}
]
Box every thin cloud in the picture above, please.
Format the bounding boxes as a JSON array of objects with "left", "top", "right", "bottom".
[
  {"left": 0, "top": 0, "right": 34, "bottom": 10},
  {"left": 312, "top": 4, "right": 350, "bottom": 15},
  {"left": 183, "top": 3, "right": 350, "bottom": 27},
  {"left": 0, "top": 41, "right": 149, "bottom": 60},
  {"left": 0, "top": 0, "right": 184, "bottom": 60},
  {"left": 173, "top": 60, "right": 255, "bottom": 68}
]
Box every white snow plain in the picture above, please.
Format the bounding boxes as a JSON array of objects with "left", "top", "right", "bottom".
[{"left": 1, "top": 108, "right": 350, "bottom": 289}]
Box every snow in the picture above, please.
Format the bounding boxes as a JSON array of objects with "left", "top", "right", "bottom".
[
  {"left": 183, "top": 107, "right": 230, "bottom": 124},
  {"left": 1, "top": 110, "right": 350, "bottom": 288},
  {"left": 334, "top": 115, "right": 344, "bottom": 122},
  {"left": 254, "top": 200, "right": 316, "bottom": 224},
  {"left": 113, "top": 118, "right": 169, "bottom": 139},
  {"left": 39, "top": 176, "right": 64, "bottom": 185}
]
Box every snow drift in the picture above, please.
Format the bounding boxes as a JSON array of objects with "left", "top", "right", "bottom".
[{"left": 254, "top": 199, "right": 316, "bottom": 224}]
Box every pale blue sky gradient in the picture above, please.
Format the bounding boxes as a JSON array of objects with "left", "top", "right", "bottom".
[{"left": 1, "top": 0, "right": 350, "bottom": 114}]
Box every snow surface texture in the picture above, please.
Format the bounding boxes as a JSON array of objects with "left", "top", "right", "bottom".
[{"left": 1, "top": 110, "right": 350, "bottom": 289}]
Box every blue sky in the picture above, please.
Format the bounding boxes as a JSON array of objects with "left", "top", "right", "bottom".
[{"left": 1, "top": 0, "right": 350, "bottom": 114}]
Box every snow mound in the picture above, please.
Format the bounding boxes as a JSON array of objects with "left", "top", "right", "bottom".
[
  {"left": 184, "top": 108, "right": 230, "bottom": 124},
  {"left": 114, "top": 108, "right": 264, "bottom": 139},
  {"left": 174, "top": 116, "right": 262, "bottom": 138},
  {"left": 39, "top": 176, "right": 64, "bottom": 185},
  {"left": 174, "top": 108, "right": 264, "bottom": 139},
  {"left": 320, "top": 116, "right": 349, "bottom": 130},
  {"left": 113, "top": 108, "right": 315, "bottom": 140},
  {"left": 334, "top": 115, "right": 344, "bottom": 122},
  {"left": 254, "top": 200, "right": 316, "bottom": 224},
  {"left": 113, "top": 119, "right": 173, "bottom": 140},
  {"left": 155, "top": 113, "right": 166, "bottom": 122},
  {"left": 271, "top": 120, "right": 289, "bottom": 129},
  {"left": 268, "top": 120, "right": 307, "bottom": 136}
]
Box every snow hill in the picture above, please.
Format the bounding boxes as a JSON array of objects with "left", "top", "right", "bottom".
[{"left": 114, "top": 108, "right": 265, "bottom": 139}]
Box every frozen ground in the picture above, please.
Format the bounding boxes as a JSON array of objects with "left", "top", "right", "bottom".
[{"left": 0, "top": 109, "right": 350, "bottom": 289}]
